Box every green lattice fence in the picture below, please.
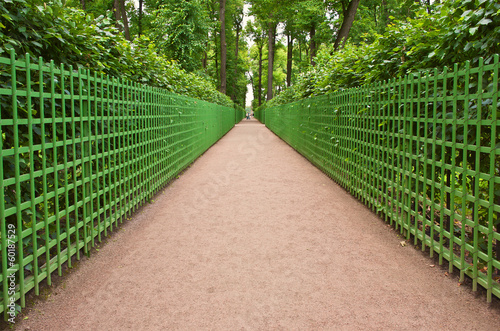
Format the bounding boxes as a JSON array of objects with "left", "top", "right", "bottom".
[
  {"left": 263, "top": 56, "right": 500, "bottom": 302},
  {"left": 0, "top": 51, "right": 242, "bottom": 317},
  {"left": 254, "top": 106, "right": 265, "bottom": 124}
]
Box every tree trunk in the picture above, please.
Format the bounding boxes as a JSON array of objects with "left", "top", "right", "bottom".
[
  {"left": 114, "top": 0, "right": 130, "bottom": 40},
  {"left": 121, "top": 1, "right": 130, "bottom": 41},
  {"left": 298, "top": 41, "right": 302, "bottom": 62},
  {"left": 310, "top": 24, "right": 316, "bottom": 66},
  {"left": 249, "top": 73, "right": 254, "bottom": 106},
  {"left": 231, "top": 23, "right": 241, "bottom": 102},
  {"left": 286, "top": 32, "right": 293, "bottom": 87},
  {"left": 382, "top": 0, "right": 389, "bottom": 25},
  {"left": 81, "top": 0, "right": 86, "bottom": 10},
  {"left": 267, "top": 23, "right": 275, "bottom": 101},
  {"left": 333, "top": 0, "right": 360, "bottom": 51},
  {"left": 114, "top": 0, "right": 121, "bottom": 30},
  {"left": 138, "top": 0, "right": 143, "bottom": 36},
  {"left": 202, "top": 49, "right": 208, "bottom": 69},
  {"left": 219, "top": 0, "right": 227, "bottom": 94},
  {"left": 258, "top": 46, "right": 263, "bottom": 106},
  {"left": 215, "top": 33, "right": 219, "bottom": 88}
]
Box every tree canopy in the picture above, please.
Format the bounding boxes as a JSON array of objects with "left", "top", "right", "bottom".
[
  {"left": 1, "top": 0, "right": 497, "bottom": 109},
  {"left": 0, "top": 0, "right": 234, "bottom": 106},
  {"left": 265, "top": 0, "right": 500, "bottom": 107}
]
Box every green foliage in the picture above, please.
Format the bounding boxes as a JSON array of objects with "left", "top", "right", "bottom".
[
  {"left": 247, "top": 39, "right": 288, "bottom": 109},
  {"left": 0, "top": 0, "right": 233, "bottom": 106},
  {"left": 293, "top": 0, "right": 327, "bottom": 35},
  {"left": 249, "top": 0, "right": 284, "bottom": 25},
  {"left": 431, "top": 0, "right": 500, "bottom": 66},
  {"left": 67, "top": 0, "right": 115, "bottom": 18},
  {"left": 151, "top": 0, "right": 210, "bottom": 72},
  {"left": 224, "top": 0, "right": 248, "bottom": 105},
  {"left": 269, "top": 0, "right": 500, "bottom": 106},
  {"left": 138, "top": 0, "right": 249, "bottom": 106}
]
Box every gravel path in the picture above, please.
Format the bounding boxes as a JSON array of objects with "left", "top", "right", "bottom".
[{"left": 15, "top": 119, "right": 500, "bottom": 330}]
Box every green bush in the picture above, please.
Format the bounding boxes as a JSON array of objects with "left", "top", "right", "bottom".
[
  {"left": 269, "top": 0, "right": 500, "bottom": 106},
  {"left": 0, "top": 0, "right": 233, "bottom": 106}
]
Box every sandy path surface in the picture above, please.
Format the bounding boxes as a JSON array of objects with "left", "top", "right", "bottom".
[{"left": 15, "top": 119, "right": 500, "bottom": 330}]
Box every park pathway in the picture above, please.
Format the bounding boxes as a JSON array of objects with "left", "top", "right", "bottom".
[{"left": 16, "top": 119, "right": 500, "bottom": 330}]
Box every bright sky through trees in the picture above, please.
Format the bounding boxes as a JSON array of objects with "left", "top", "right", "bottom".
[{"left": 243, "top": 3, "right": 254, "bottom": 107}]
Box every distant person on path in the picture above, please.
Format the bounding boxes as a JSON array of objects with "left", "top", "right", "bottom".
[{"left": 246, "top": 113, "right": 250, "bottom": 120}]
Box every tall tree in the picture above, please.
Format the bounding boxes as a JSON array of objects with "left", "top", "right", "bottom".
[
  {"left": 333, "top": 0, "right": 360, "bottom": 51},
  {"left": 382, "top": 0, "right": 389, "bottom": 23},
  {"left": 246, "top": 20, "right": 266, "bottom": 107},
  {"left": 295, "top": 0, "right": 325, "bottom": 65},
  {"left": 138, "top": 0, "right": 144, "bottom": 36},
  {"left": 266, "top": 22, "right": 276, "bottom": 100},
  {"left": 231, "top": 2, "right": 244, "bottom": 101},
  {"left": 114, "top": 0, "right": 131, "bottom": 40},
  {"left": 250, "top": 0, "right": 282, "bottom": 101},
  {"left": 282, "top": 1, "right": 300, "bottom": 87},
  {"left": 151, "top": 0, "right": 210, "bottom": 72},
  {"left": 286, "top": 27, "right": 293, "bottom": 87},
  {"left": 205, "top": 0, "right": 220, "bottom": 86},
  {"left": 219, "top": 0, "right": 227, "bottom": 93}
]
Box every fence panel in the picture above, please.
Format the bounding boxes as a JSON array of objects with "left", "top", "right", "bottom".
[
  {"left": 264, "top": 56, "right": 500, "bottom": 302},
  {"left": 0, "top": 51, "right": 239, "bottom": 317}
]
